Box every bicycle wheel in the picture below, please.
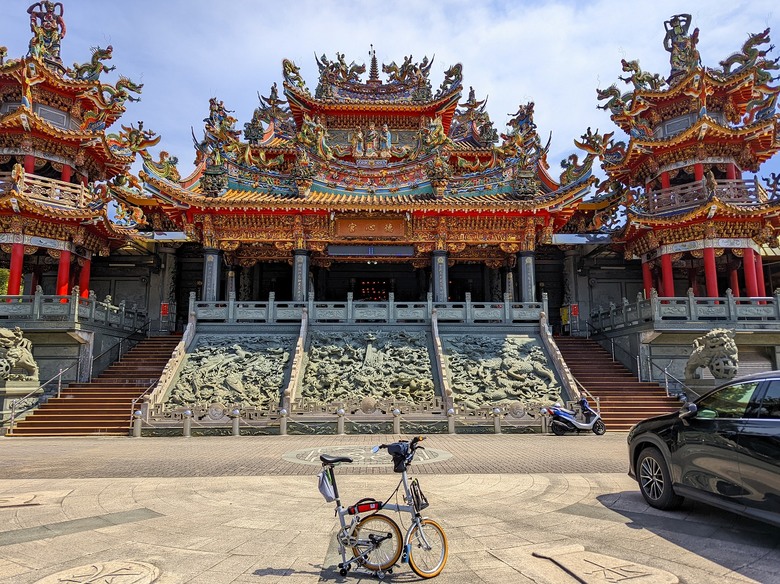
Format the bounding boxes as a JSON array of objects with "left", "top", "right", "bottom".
[
  {"left": 351, "top": 514, "right": 402, "bottom": 572},
  {"left": 408, "top": 518, "right": 448, "bottom": 578}
]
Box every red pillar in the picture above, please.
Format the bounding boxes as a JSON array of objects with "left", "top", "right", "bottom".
[
  {"left": 23, "top": 155, "right": 35, "bottom": 173},
  {"left": 726, "top": 164, "right": 737, "bottom": 180},
  {"left": 730, "top": 267, "right": 740, "bottom": 297},
  {"left": 78, "top": 258, "right": 91, "bottom": 299},
  {"left": 7, "top": 242, "right": 25, "bottom": 295},
  {"left": 703, "top": 247, "right": 718, "bottom": 297},
  {"left": 688, "top": 268, "right": 700, "bottom": 296},
  {"left": 660, "top": 171, "right": 670, "bottom": 189},
  {"left": 642, "top": 262, "right": 654, "bottom": 299},
  {"left": 756, "top": 253, "right": 766, "bottom": 297},
  {"left": 743, "top": 248, "right": 759, "bottom": 297},
  {"left": 694, "top": 163, "right": 704, "bottom": 182},
  {"left": 661, "top": 253, "right": 675, "bottom": 297},
  {"left": 56, "top": 249, "right": 71, "bottom": 296},
  {"left": 61, "top": 164, "right": 72, "bottom": 183}
]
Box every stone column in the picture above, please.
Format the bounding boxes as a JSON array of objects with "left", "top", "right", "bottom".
[
  {"left": 517, "top": 251, "right": 536, "bottom": 302},
  {"left": 202, "top": 247, "right": 222, "bottom": 302},
  {"left": 292, "top": 249, "right": 310, "bottom": 302},
  {"left": 563, "top": 249, "right": 578, "bottom": 305},
  {"left": 226, "top": 268, "right": 236, "bottom": 300},
  {"left": 431, "top": 250, "right": 449, "bottom": 302}
]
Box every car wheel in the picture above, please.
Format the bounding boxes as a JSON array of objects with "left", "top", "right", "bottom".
[{"left": 637, "top": 447, "right": 683, "bottom": 510}]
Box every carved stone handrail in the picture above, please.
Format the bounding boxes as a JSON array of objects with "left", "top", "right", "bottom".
[
  {"left": 590, "top": 288, "right": 780, "bottom": 332},
  {"left": 539, "top": 311, "right": 579, "bottom": 401},
  {"left": 190, "top": 291, "right": 547, "bottom": 325},
  {"left": 282, "top": 307, "right": 308, "bottom": 410},
  {"left": 144, "top": 321, "right": 196, "bottom": 413},
  {"left": 430, "top": 309, "right": 453, "bottom": 410},
  {"left": 0, "top": 288, "right": 146, "bottom": 331},
  {"left": 640, "top": 178, "right": 765, "bottom": 214}
]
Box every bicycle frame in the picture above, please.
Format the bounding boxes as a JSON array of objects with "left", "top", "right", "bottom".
[{"left": 324, "top": 463, "right": 432, "bottom": 573}]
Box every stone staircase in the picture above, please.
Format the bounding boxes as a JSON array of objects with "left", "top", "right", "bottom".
[
  {"left": 9, "top": 335, "right": 180, "bottom": 437},
  {"left": 554, "top": 336, "right": 681, "bottom": 431}
]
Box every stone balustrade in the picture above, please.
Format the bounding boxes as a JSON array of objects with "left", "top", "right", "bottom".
[{"left": 639, "top": 178, "right": 768, "bottom": 214}]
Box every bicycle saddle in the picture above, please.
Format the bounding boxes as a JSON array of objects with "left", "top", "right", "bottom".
[{"left": 320, "top": 454, "right": 353, "bottom": 464}]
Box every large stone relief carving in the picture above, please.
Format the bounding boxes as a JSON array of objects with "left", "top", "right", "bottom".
[
  {"left": 442, "top": 335, "right": 561, "bottom": 409},
  {"left": 167, "top": 335, "right": 295, "bottom": 408},
  {"left": 300, "top": 330, "right": 435, "bottom": 404}
]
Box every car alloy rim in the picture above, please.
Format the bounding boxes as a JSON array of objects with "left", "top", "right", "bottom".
[{"left": 639, "top": 456, "right": 664, "bottom": 500}]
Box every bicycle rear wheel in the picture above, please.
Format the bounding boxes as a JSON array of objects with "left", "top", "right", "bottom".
[
  {"left": 351, "top": 514, "right": 402, "bottom": 572},
  {"left": 407, "top": 518, "right": 448, "bottom": 578}
]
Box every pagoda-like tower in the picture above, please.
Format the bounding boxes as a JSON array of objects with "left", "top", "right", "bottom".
[
  {"left": 0, "top": 2, "right": 153, "bottom": 297},
  {"left": 596, "top": 14, "right": 780, "bottom": 299},
  {"left": 140, "top": 50, "right": 601, "bottom": 305}
]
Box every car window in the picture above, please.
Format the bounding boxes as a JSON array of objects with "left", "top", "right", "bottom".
[
  {"left": 696, "top": 381, "right": 759, "bottom": 419},
  {"left": 758, "top": 380, "right": 780, "bottom": 419}
]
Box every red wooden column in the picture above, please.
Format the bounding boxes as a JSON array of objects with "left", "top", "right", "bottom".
[
  {"left": 688, "top": 268, "right": 700, "bottom": 296},
  {"left": 756, "top": 252, "right": 766, "bottom": 297},
  {"left": 660, "top": 171, "right": 670, "bottom": 189},
  {"left": 726, "top": 164, "right": 737, "bottom": 180},
  {"left": 661, "top": 253, "right": 675, "bottom": 297},
  {"left": 642, "top": 262, "right": 654, "bottom": 298},
  {"left": 703, "top": 247, "right": 718, "bottom": 297},
  {"left": 56, "top": 249, "right": 72, "bottom": 296},
  {"left": 23, "top": 155, "right": 35, "bottom": 173},
  {"left": 694, "top": 163, "right": 704, "bottom": 182},
  {"left": 743, "top": 248, "right": 759, "bottom": 297},
  {"left": 61, "top": 164, "right": 72, "bottom": 183},
  {"left": 7, "top": 242, "right": 25, "bottom": 295},
  {"left": 78, "top": 256, "right": 91, "bottom": 299},
  {"left": 730, "top": 267, "right": 741, "bottom": 297}
]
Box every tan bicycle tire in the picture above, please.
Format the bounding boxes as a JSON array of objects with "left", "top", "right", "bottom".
[
  {"left": 408, "top": 518, "right": 448, "bottom": 578},
  {"left": 351, "top": 513, "right": 402, "bottom": 572}
]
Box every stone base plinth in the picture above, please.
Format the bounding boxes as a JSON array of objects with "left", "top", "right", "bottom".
[{"left": 0, "top": 379, "right": 42, "bottom": 419}]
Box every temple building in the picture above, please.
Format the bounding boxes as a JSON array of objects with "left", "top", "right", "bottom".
[{"left": 1, "top": 4, "right": 779, "bottom": 436}]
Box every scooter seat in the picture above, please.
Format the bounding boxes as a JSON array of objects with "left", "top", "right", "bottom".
[{"left": 559, "top": 407, "right": 576, "bottom": 416}]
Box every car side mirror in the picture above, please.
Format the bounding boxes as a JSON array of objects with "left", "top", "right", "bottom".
[{"left": 679, "top": 402, "right": 698, "bottom": 420}]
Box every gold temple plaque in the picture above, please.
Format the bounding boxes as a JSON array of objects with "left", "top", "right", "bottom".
[{"left": 335, "top": 218, "right": 405, "bottom": 238}]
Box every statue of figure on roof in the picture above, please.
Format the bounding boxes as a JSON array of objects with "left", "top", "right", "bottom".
[
  {"left": 380, "top": 123, "right": 392, "bottom": 157},
  {"left": 663, "top": 14, "right": 700, "bottom": 80},
  {"left": 27, "top": 1, "right": 66, "bottom": 61},
  {"left": 364, "top": 122, "right": 379, "bottom": 157},
  {"left": 349, "top": 126, "right": 364, "bottom": 157}
]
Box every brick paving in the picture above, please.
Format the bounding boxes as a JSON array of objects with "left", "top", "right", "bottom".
[{"left": 1, "top": 433, "right": 778, "bottom": 584}]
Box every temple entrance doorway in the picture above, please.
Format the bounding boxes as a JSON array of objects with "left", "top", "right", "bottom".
[{"left": 314, "top": 262, "right": 425, "bottom": 301}]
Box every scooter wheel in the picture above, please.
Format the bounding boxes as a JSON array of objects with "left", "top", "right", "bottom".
[
  {"left": 339, "top": 568, "right": 348, "bottom": 576},
  {"left": 593, "top": 420, "right": 606, "bottom": 435},
  {"left": 551, "top": 420, "right": 568, "bottom": 436}
]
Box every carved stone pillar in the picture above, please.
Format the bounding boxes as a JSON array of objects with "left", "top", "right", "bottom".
[
  {"left": 202, "top": 247, "right": 222, "bottom": 302},
  {"left": 517, "top": 251, "right": 536, "bottom": 302},
  {"left": 226, "top": 268, "right": 236, "bottom": 300},
  {"left": 293, "top": 249, "right": 310, "bottom": 302},
  {"left": 431, "top": 250, "right": 449, "bottom": 302}
]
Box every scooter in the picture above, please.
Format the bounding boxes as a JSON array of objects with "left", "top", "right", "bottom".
[{"left": 541, "top": 397, "right": 606, "bottom": 435}]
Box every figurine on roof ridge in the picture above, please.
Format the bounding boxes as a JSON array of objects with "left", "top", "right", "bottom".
[
  {"left": 27, "top": 1, "right": 66, "bottom": 62},
  {"left": 663, "top": 13, "right": 700, "bottom": 81}
]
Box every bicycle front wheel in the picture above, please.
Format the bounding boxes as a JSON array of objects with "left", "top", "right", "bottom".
[
  {"left": 351, "top": 514, "right": 402, "bottom": 572},
  {"left": 408, "top": 518, "right": 448, "bottom": 578}
]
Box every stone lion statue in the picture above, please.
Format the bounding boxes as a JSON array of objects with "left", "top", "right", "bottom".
[
  {"left": 684, "top": 328, "right": 738, "bottom": 380},
  {"left": 0, "top": 327, "right": 39, "bottom": 381}
]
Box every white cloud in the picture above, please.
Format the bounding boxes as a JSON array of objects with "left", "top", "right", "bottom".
[{"left": 1, "top": 0, "right": 777, "bottom": 180}]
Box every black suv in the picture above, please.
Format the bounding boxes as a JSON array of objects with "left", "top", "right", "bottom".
[{"left": 628, "top": 371, "right": 780, "bottom": 527}]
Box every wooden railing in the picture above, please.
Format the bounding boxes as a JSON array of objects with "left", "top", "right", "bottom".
[
  {"left": 640, "top": 178, "right": 768, "bottom": 214},
  {"left": 0, "top": 171, "right": 95, "bottom": 209}
]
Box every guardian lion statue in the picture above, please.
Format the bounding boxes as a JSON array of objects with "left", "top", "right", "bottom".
[
  {"left": 0, "top": 327, "right": 39, "bottom": 381},
  {"left": 684, "top": 328, "right": 738, "bottom": 380}
]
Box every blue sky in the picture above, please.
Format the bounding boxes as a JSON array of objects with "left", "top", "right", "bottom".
[{"left": 1, "top": 0, "right": 778, "bottom": 183}]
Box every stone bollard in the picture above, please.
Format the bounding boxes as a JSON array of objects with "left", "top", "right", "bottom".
[
  {"left": 279, "top": 409, "right": 288, "bottom": 436},
  {"left": 492, "top": 408, "right": 502, "bottom": 434},
  {"left": 541, "top": 413, "right": 549, "bottom": 434},
  {"left": 447, "top": 408, "right": 456, "bottom": 434},
  {"left": 132, "top": 410, "right": 142, "bottom": 438},
  {"left": 337, "top": 408, "right": 345, "bottom": 435},
  {"left": 392, "top": 409, "right": 401, "bottom": 435},
  {"left": 183, "top": 410, "right": 192, "bottom": 437},
  {"left": 231, "top": 409, "right": 241, "bottom": 437}
]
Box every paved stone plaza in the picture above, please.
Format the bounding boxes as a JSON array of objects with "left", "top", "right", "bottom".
[{"left": 1, "top": 434, "right": 778, "bottom": 583}]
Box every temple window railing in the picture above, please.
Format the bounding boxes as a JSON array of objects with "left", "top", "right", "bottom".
[
  {"left": 642, "top": 178, "right": 765, "bottom": 214},
  {"left": 0, "top": 171, "right": 91, "bottom": 209}
]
